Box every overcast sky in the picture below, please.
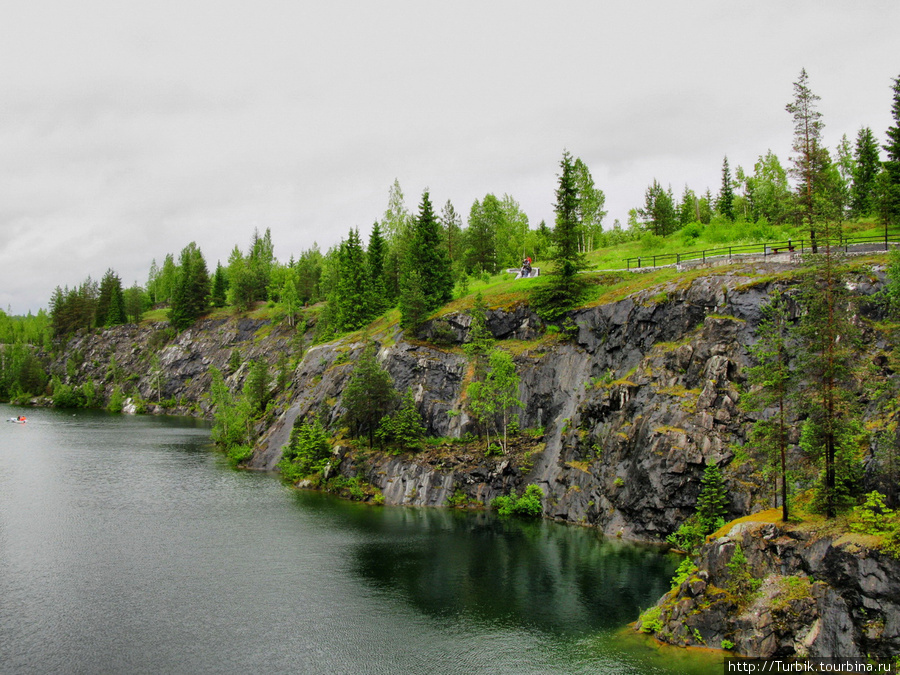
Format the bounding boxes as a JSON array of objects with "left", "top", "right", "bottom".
[{"left": 1, "top": 1, "right": 898, "bottom": 314}]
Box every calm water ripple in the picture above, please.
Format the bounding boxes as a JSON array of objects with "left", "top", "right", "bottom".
[{"left": 0, "top": 405, "right": 721, "bottom": 674}]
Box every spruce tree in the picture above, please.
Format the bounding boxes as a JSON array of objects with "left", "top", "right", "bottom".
[
  {"left": 696, "top": 463, "right": 729, "bottom": 534},
  {"left": 169, "top": 242, "right": 210, "bottom": 330},
  {"left": 850, "top": 127, "right": 880, "bottom": 218},
  {"left": 794, "top": 244, "right": 861, "bottom": 517},
  {"left": 342, "top": 342, "right": 398, "bottom": 447},
  {"left": 786, "top": 68, "right": 828, "bottom": 252},
  {"left": 333, "top": 228, "right": 372, "bottom": 332},
  {"left": 718, "top": 156, "right": 735, "bottom": 221},
  {"left": 211, "top": 262, "right": 228, "bottom": 308},
  {"left": 367, "top": 221, "right": 388, "bottom": 313},
  {"left": 399, "top": 191, "right": 453, "bottom": 330},
  {"left": 744, "top": 289, "right": 795, "bottom": 521},
  {"left": 530, "top": 150, "right": 589, "bottom": 322},
  {"left": 881, "top": 74, "right": 900, "bottom": 226}
]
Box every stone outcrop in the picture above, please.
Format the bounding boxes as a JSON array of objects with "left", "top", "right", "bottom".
[{"left": 636, "top": 517, "right": 900, "bottom": 659}]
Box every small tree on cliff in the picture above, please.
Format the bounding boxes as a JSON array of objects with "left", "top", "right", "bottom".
[
  {"left": 531, "top": 150, "right": 589, "bottom": 322},
  {"left": 744, "top": 288, "right": 795, "bottom": 522},
  {"left": 696, "top": 463, "right": 729, "bottom": 533},
  {"left": 342, "top": 342, "right": 397, "bottom": 447}
]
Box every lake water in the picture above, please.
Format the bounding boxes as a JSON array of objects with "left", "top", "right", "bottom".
[{"left": 0, "top": 405, "right": 721, "bottom": 674}]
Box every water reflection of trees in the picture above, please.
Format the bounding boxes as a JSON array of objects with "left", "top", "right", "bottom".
[{"left": 340, "top": 505, "right": 678, "bottom": 634}]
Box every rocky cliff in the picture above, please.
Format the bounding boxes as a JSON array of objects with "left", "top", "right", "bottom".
[
  {"left": 46, "top": 261, "right": 899, "bottom": 658},
  {"left": 635, "top": 515, "right": 900, "bottom": 659}
]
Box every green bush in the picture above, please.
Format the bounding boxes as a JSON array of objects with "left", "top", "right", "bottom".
[
  {"left": 666, "top": 517, "right": 706, "bottom": 555},
  {"left": 375, "top": 389, "right": 426, "bottom": 453},
  {"left": 107, "top": 385, "right": 125, "bottom": 413},
  {"left": 226, "top": 444, "right": 253, "bottom": 466},
  {"left": 670, "top": 557, "right": 699, "bottom": 589},
  {"left": 278, "top": 417, "right": 332, "bottom": 481},
  {"left": 491, "top": 484, "right": 544, "bottom": 517},
  {"left": 638, "top": 605, "right": 663, "bottom": 634},
  {"left": 850, "top": 491, "right": 900, "bottom": 557}
]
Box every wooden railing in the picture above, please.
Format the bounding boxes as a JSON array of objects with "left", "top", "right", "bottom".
[{"left": 623, "top": 229, "right": 900, "bottom": 271}]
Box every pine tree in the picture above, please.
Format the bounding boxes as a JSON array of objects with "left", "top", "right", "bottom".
[
  {"left": 342, "top": 342, "right": 398, "bottom": 447},
  {"left": 786, "top": 68, "right": 828, "bottom": 252},
  {"left": 211, "top": 262, "right": 228, "bottom": 308},
  {"left": 367, "top": 221, "right": 389, "bottom": 314},
  {"left": 640, "top": 180, "right": 678, "bottom": 235},
  {"left": 169, "top": 242, "right": 210, "bottom": 330},
  {"left": 718, "top": 156, "right": 735, "bottom": 221},
  {"left": 399, "top": 190, "right": 453, "bottom": 330},
  {"left": 530, "top": 150, "right": 589, "bottom": 322},
  {"left": 696, "top": 463, "right": 729, "bottom": 534},
  {"left": 96, "top": 269, "right": 126, "bottom": 327},
  {"left": 794, "top": 244, "right": 861, "bottom": 517},
  {"left": 881, "top": 74, "right": 900, "bottom": 226},
  {"left": 744, "top": 289, "right": 795, "bottom": 521},
  {"left": 332, "top": 228, "right": 372, "bottom": 332},
  {"left": 465, "top": 196, "right": 499, "bottom": 274}
]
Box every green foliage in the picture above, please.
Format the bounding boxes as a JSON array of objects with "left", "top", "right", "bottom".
[
  {"left": 399, "top": 190, "right": 453, "bottom": 331},
  {"left": 463, "top": 292, "right": 495, "bottom": 380},
  {"left": 168, "top": 242, "right": 210, "bottom": 330},
  {"left": 342, "top": 342, "right": 398, "bottom": 446},
  {"left": 466, "top": 348, "right": 521, "bottom": 454},
  {"left": 375, "top": 388, "right": 426, "bottom": 453},
  {"left": 228, "top": 348, "right": 242, "bottom": 373},
  {"left": 208, "top": 366, "right": 255, "bottom": 456},
  {"left": 331, "top": 228, "right": 377, "bottom": 333},
  {"left": 243, "top": 359, "right": 271, "bottom": 414},
  {"left": 530, "top": 150, "right": 590, "bottom": 322},
  {"left": 795, "top": 246, "right": 863, "bottom": 517},
  {"left": 721, "top": 639, "right": 735, "bottom": 651},
  {"left": 278, "top": 416, "right": 332, "bottom": 482},
  {"left": 491, "top": 484, "right": 544, "bottom": 517},
  {"left": 880, "top": 74, "right": 900, "bottom": 226},
  {"left": 727, "top": 543, "right": 761, "bottom": 599},
  {"left": 851, "top": 127, "right": 881, "bottom": 218},
  {"left": 96, "top": 269, "right": 127, "bottom": 328},
  {"left": 849, "top": 491, "right": 900, "bottom": 558},
  {"left": 324, "top": 474, "right": 383, "bottom": 503},
  {"left": 744, "top": 288, "right": 794, "bottom": 520},
  {"left": 0, "top": 341, "right": 48, "bottom": 401},
  {"left": 51, "top": 375, "right": 87, "bottom": 408},
  {"left": 696, "top": 463, "right": 729, "bottom": 534},
  {"left": 670, "top": 557, "right": 699, "bottom": 589},
  {"left": 226, "top": 444, "right": 254, "bottom": 466},
  {"left": 641, "top": 179, "right": 678, "bottom": 236},
  {"left": 107, "top": 385, "right": 125, "bottom": 413},
  {"left": 638, "top": 605, "right": 663, "bottom": 634},
  {"left": 666, "top": 516, "right": 706, "bottom": 555}
]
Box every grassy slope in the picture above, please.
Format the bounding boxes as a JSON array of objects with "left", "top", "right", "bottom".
[{"left": 142, "top": 218, "right": 892, "bottom": 330}]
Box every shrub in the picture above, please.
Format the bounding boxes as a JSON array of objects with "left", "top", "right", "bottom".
[
  {"left": 278, "top": 417, "right": 332, "bottom": 480},
  {"left": 670, "top": 557, "right": 698, "bottom": 589},
  {"left": 666, "top": 517, "right": 706, "bottom": 555},
  {"left": 850, "top": 491, "right": 900, "bottom": 558},
  {"left": 375, "top": 389, "right": 426, "bottom": 453},
  {"left": 638, "top": 605, "right": 663, "bottom": 634},
  {"left": 226, "top": 444, "right": 253, "bottom": 466},
  {"left": 107, "top": 385, "right": 125, "bottom": 413},
  {"left": 491, "top": 484, "right": 544, "bottom": 517}
]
